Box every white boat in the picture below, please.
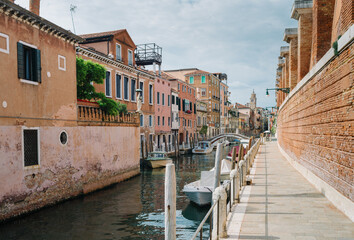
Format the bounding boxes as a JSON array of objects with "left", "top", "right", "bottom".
[
  {"left": 145, "top": 152, "right": 173, "bottom": 168},
  {"left": 192, "top": 141, "right": 213, "bottom": 154},
  {"left": 210, "top": 158, "right": 233, "bottom": 181},
  {"left": 183, "top": 170, "right": 215, "bottom": 205},
  {"left": 240, "top": 139, "right": 249, "bottom": 149},
  {"left": 183, "top": 170, "right": 230, "bottom": 206},
  {"left": 223, "top": 140, "right": 230, "bottom": 147}
]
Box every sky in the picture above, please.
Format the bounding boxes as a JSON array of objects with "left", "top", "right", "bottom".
[{"left": 16, "top": 0, "right": 297, "bottom": 108}]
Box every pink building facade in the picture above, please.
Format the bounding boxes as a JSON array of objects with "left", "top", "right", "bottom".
[{"left": 154, "top": 75, "right": 172, "bottom": 151}]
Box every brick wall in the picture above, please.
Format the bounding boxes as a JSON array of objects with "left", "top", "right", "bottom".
[
  {"left": 310, "top": 0, "right": 335, "bottom": 68},
  {"left": 277, "top": 44, "right": 353, "bottom": 202}
]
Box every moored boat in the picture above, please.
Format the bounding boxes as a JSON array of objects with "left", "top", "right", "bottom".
[
  {"left": 192, "top": 141, "right": 213, "bottom": 154},
  {"left": 145, "top": 152, "right": 173, "bottom": 168}
]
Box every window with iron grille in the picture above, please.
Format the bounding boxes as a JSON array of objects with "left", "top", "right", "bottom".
[{"left": 23, "top": 129, "right": 39, "bottom": 167}]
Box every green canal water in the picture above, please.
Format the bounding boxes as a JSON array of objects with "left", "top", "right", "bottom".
[{"left": 0, "top": 147, "right": 230, "bottom": 240}]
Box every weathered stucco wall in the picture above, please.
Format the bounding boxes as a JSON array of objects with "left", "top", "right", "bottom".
[
  {"left": 0, "top": 125, "right": 140, "bottom": 221},
  {"left": 0, "top": 12, "right": 77, "bottom": 124},
  {"left": 277, "top": 43, "right": 353, "bottom": 202}
]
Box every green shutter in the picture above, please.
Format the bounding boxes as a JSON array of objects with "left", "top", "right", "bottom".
[
  {"left": 194, "top": 103, "right": 196, "bottom": 114},
  {"left": 17, "top": 42, "right": 25, "bottom": 79},
  {"left": 34, "top": 49, "right": 41, "bottom": 83},
  {"left": 182, "top": 99, "right": 185, "bottom": 111}
]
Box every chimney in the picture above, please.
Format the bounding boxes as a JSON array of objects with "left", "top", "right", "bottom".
[{"left": 29, "top": 0, "right": 40, "bottom": 15}]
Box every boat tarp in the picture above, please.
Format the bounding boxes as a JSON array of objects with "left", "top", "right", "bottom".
[{"left": 200, "top": 170, "right": 214, "bottom": 187}]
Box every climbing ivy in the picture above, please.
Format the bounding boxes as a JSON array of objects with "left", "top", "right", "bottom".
[{"left": 76, "top": 57, "right": 127, "bottom": 116}]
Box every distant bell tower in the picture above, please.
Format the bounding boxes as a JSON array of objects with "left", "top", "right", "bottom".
[{"left": 250, "top": 90, "right": 257, "bottom": 110}]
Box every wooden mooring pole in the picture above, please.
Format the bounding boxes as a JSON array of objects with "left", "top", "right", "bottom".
[{"left": 165, "top": 163, "right": 176, "bottom": 240}]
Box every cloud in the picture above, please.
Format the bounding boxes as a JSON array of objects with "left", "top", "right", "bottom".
[{"left": 14, "top": 0, "right": 296, "bottom": 107}]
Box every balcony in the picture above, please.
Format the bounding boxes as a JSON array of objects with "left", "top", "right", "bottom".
[
  {"left": 77, "top": 104, "right": 139, "bottom": 126},
  {"left": 197, "top": 105, "right": 207, "bottom": 112},
  {"left": 212, "top": 108, "right": 219, "bottom": 112}
]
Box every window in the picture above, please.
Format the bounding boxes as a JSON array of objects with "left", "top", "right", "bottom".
[
  {"left": 158, "top": 116, "right": 160, "bottom": 126},
  {"left": 157, "top": 92, "right": 160, "bottom": 105},
  {"left": 168, "top": 117, "right": 170, "bottom": 126},
  {"left": 105, "top": 71, "right": 111, "bottom": 97},
  {"left": 172, "top": 95, "right": 175, "bottom": 104},
  {"left": 140, "top": 82, "right": 144, "bottom": 103},
  {"left": 58, "top": 55, "right": 66, "bottom": 71},
  {"left": 116, "top": 74, "right": 122, "bottom": 99},
  {"left": 201, "top": 75, "right": 206, "bottom": 83},
  {"left": 162, "top": 93, "right": 165, "bottom": 106},
  {"left": 201, "top": 88, "right": 206, "bottom": 96},
  {"left": 116, "top": 43, "right": 121, "bottom": 61},
  {"left": 124, "top": 76, "right": 129, "bottom": 100},
  {"left": 0, "top": 33, "right": 9, "bottom": 54},
  {"left": 162, "top": 117, "right": 165, "bottom": 126},
  {"left": 178, "top": 83, "right": 180, "bottom": 90},
  {"left": 149, "top": 115, "right": 153, "bottom": 127},
  {"left": 140, "top": 114, "right": 143, "bottom": 127},
  {"left": 168, "top": 95, "right": 170, "bottom": 106},
  {"left": 189, "top": 76, "right": 194, "bottom": 84},
  {"left": 17, "top": 42, "right": 41, "bottom": 83},
  {"left": 198, "top": 116, "right": 201, "bottom": 125},
  {"left": 60, "top": 131, "right": 68, "bottom": 145},
  {"left": 23, "top": 128, "right": 40, "bottom": 167},
  {"left": 128, "top": 49, "right": 133, "bottom": 66},
  {"left": 131, "top": 78, "right": 136, "bottom": 101},
  {"left": 149, "top": 84, "right": 153, "bottom": 104}
]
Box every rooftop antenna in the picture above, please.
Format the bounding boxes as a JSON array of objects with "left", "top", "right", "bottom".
[{"left": 70, "top": 4, "right": 77, "bottom": 34}]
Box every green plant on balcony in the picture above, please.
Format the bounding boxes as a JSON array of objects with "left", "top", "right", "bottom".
[
  {"left": 229, "top": 110, "right": 237, "bottom": 117},
  {"left": 76, "top": 57, "right": 127, "bottom": 116},
  {"left": 199, "top": 125, "right": 208, "bottom": 135}
]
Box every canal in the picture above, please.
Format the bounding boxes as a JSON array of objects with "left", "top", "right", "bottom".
[{"left": 0, "top": 146, "right": 231, "bottom": 240}]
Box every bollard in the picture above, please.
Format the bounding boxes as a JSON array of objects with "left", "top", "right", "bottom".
[
  {"left": 165, "top": 164, "right": 176, "bottom": 240},
  {"left": 213, "top": 143, "right": 223, "bottom": 191},
  {"left": 239, "top": 160, "right": 244, "bottom": 188},
  {"left": 230, "top": 169, "right": 238, "bottom": 206},
  {"left": 212, "top": 186, "right": 227, "bottom": 239}
]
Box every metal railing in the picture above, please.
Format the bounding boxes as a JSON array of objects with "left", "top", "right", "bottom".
[
  {"left": 191, "top": 196, "right": 218, "bottom": 240},
  {"left": 190, "top": 137, "right": 263, "bottom": 240}
]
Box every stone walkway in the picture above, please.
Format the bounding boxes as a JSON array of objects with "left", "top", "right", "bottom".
[{"left": 222, "top": 140, "right": 354, "bottom": 240}]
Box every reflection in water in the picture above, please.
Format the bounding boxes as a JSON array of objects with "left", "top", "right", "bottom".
[{"left": 0, "top": 147, "right": 230, "bottom": 240}]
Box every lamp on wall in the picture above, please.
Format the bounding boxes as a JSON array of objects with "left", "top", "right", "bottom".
[{"left": 266, "top": 88, "right": 290, "bottom": 96}]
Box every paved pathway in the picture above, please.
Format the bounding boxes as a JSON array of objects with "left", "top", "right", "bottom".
[{"left": 222, "top": 140, "right": 354, "bottom": 240}]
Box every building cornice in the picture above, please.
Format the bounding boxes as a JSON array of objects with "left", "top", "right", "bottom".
[
  {"left": 283, "top": 28, "right": 298, "bottom": 43},
  {"left": 280, "top": 46, "right": 290, "bottom": 57},
  {"left": 0, "top": 0, "right": 83, "bottom": 44},
  {"left": 76, "top": 47, "right": 155, "bottom": 80},
  {"left": 291, "top": 0, "right": 313, "bottom": 20}
]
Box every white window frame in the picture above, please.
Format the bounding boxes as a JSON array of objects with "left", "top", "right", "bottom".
[
  {"left": 115, "top": 73, "right": 122, "bottom": 100},
  {"left": 22, "top": 126, "right": 40, "bottom": 169},
  {"left": 139, "top": 81, "right": 144, "bottom": 103},
  {"left": 140, "top": 114, "right": 144, "bottom": 127},
  {"left": 124, "top": 75, "right": 130, "bottom": 101},
  {"left": 149, "top": 115, "right": 153, "bottom": 127},
  {"left": 19, "top": 40, "right": 39, "bottom": 85},
  {"left": 58, "top": 55, "right": 66, "bottom": 71},
  {"left": 128, "top": 49, "right": 133, "bottom": 66},
  {"left": 131, "top": 78, "right": 137, "bottom": 102},
  {"left": 0, "top": 33, "right": 9, "bottom": 54},
  {"left": 116, "top": 43, "right": 122, "bottom": 61},
  {"left": 105, "top": 70, "right": 112, "bottom": 97},
  {"left": 149, "top": 83, "right": 153, "bottom": 105}
]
